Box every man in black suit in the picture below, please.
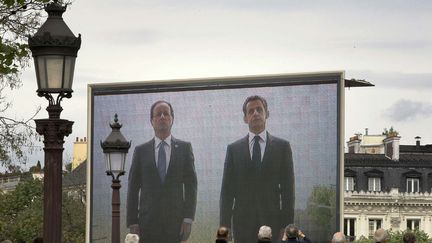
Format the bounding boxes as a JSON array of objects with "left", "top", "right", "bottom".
[
  {"left": 126, "top": 100, "right": 197, "bottom": 243},
  {"left": 220, "top": 95, "right": 295, "bottom": 243}
]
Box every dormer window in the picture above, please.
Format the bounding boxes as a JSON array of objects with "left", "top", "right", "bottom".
[
  {"left": 365, "top": 169, "right": 383, "bottom": 192},
  {"left": 345, "top": 177, "right": 355, "bottom": 191},
  {"left": 345, "top": 169, "right": 357, "bottom": 191},
  {"left": 407, "top": 178, "right": 420, "bottom": 193},
  {"left": 403, "top": 170, "right": 422, "bottom": 193},
  {"left": 368, "top": 177, "right": 381, "bottom": 192}
]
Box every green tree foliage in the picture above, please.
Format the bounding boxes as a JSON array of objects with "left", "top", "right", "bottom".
[
  {"left": 354, "top": 229, "right": 431, "bottom": 243},
  {"left": 306, "top": 185, "right": 337, "bottom": 240},
  {"left": 0, "top": 0, "right": 50, "bottom": 170},
  {"left": 0, "top": 176, "right": 85, "bottom": 242},
  {"left": 0, "top": 176, "right": 43, "bottom": 242},
  {"left": 382, "top": 126, "right": 399, "bottom": 137},
  {"left": 62, "top": 189, "right": 86, "bottom": 242},
  {"left": 1, "top": 0, "right": 49, "bottom": 86}
]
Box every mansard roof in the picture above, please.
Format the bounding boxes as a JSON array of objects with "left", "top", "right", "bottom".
[
  {"left": 344, "top": 168, "right": 357, "bottom": 177},
  {"left": 345, "top": 153, "right": 432, "bottom": 168},
  {"left": 63, "top": 160, "right": 86, "bottom": 188},
  {"left": 364, "top": 169, "right": 384, "bottom": 177},
  {"left": 400, "top": 144, "right": 432, "bottom": 153}
]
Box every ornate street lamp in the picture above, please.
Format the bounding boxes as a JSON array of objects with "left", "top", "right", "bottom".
[
  {"left": 28, "top": 1, "right": 81, "bottom": 242},
  {"left": 101, "top": 114, "right": 131, "bottom": 243}
]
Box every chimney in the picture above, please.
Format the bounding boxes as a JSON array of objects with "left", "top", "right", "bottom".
[
  {"left": 347, "top": 135, "right": 362, "bottom": 153},
  {"left": 365, "top": 128, "right": 369, "bottom": 135},
  {"left": 384, "top": 136, "right": 400, "bottom": 161},
  {"left": 415, "top": 136, "right": 421, "bottom": 149},
  {"left": 76, "top": 137, "right": 79, "bottom": 142}
]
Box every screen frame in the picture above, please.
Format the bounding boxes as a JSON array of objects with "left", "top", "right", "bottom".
[{"left": 85, "top": 71, "right": 345, "bottom": 242}]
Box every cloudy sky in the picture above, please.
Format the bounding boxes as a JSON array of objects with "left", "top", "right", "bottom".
[{"left": 7, "top": 0, "right": 432, "bottom": 169}]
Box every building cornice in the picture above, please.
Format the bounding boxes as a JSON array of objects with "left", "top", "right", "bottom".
[{"left": 344, "top": 190, "right": 432, "bottom": 207}]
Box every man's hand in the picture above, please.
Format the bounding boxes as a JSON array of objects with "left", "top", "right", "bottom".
[
  {"left": 179, "top": 222, "right": 192, "bottom": 241},
  {"left": 129, "top": 224, "right": 140, "bottom": 235}
]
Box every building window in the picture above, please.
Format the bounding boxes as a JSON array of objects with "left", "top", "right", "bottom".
[
  {"left": 407, "top": 219, "right": 420, "bottom": 230},
  {"left": 428, "top": 173, "right": 432, "bottom": 193},
  {"left": 368, "top": 219, "right": 382, "bottom": 237},
  {"left": 407, "top": 178, "right": 420, "bottom": 193},
  {"left": 368, "top": 177, "right": 381, "bottom": 192},
  {"left": 345, "top": 177, "right": 355, "bottom": 191},
  {"left": 344, "top": 218, "right": 356, "bottom": 241}
]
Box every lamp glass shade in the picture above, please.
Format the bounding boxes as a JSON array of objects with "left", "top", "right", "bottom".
[
  {"left": 35, "top": 55, "right": 76, "bottom": 91},
  {"left": 105, "top": 152, "right": 126, "bottom": 174},
  {"left": 63, "top": 56, "right": 75, "bottom": 90}
]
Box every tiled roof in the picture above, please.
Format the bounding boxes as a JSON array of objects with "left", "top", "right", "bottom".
[
  {"left": 63, "top": 160, "right": 86, "bottom": 187},
  {"left": 345, "top": 153, "right": 432, "bottom": 168},
  {"left": 400, "top": 144, "right": 432, "bottom": 153}
]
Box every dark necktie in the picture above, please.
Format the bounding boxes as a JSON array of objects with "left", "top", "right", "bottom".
[
  {"left": 252, "top": 135, "right": 261, "bottom": 167},
  {"left": 158, "top": 140, "right": 167, "bottom": 182}
]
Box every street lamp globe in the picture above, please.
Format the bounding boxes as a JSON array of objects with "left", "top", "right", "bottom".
[
  {"left": 28, "top": 0, "right": 81, "bottom": 104},
  {"left": 101, "top": 114, "right": 131, "bottom": 179}
]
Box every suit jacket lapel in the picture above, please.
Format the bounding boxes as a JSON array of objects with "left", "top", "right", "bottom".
[
  {"left": 261, "top": 132, "right": 273, "bottom": 169},
  {"left": 165, "top": 136, "right": 178, "bottom": 182},
  {"left": 147, "top": 138, "right": 157, "bottom": 168},
  {"left": 240, "top": 135, "right": 256, "bottom": 171},
  {"left": 145, "top": 138, "right": 162, "bottom": 185}
]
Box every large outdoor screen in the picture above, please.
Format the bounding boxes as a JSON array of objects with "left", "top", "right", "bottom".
[{"left": 88, "top": 72, "right": 344, "bottom": 243}]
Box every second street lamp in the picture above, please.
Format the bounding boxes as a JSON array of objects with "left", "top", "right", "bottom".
[
  {"left": 101, "top": 114, "right": 131, "bottom": 243},
  {"left": 28, "top": 1, "right": 81, "bottom": 242}
]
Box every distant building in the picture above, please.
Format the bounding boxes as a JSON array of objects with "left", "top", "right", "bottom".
[
  {"left": 0, "top": 157, "right": 86, "bottom": 205},
  {"left": 30, "top": 161, "right": 44, "bottom": 180},
  {"left": 0, "top": 174, "right": 22, "bottom": 193},
  {"left": 72, "top": 136, "right": 87, "bottom": 170},
  {"left": 63, "top": 160, "right": 86, "bottom": 204},
  {"left": 344, "top": 130, "right": 432, "bottom": 241},
  {"left": 0, "top": 162, "right": 44, "bottom": 193}
]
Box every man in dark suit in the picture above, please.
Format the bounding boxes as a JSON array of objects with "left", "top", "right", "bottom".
[
  {"left": 126, "top": 100, "right": 197, "bottom": 243},
  {"left": 220, "top": 95, "right": 295, "bottom": 243}
]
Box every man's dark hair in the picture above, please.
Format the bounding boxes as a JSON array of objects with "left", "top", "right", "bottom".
[
  {"left": 403, "top": 232, "right": 416, "bottom": 243},
  {"left": 285, "top": 224, "right": 299, "bottom": 239},
  {"left": 150, "top": 100, "right": 174, "bottom": 120},
  {"left": 217, "top": 226, "right": 229, "bottom": 239},
  {"left": 242, "top": 95, "right": 269, "bottom": 117}
]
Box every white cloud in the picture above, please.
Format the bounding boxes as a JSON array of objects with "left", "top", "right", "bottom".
[{"left": 383, "top": 99, "right": 432, "bottom": 122}]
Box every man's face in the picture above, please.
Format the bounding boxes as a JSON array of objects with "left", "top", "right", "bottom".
[
  {"left": 244, "top": 99, "right": 268, "bottom": 134},
  {"left": 151, "top": 102, "right": 173, "bottom": 133}
]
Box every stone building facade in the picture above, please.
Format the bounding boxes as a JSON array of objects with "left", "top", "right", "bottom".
[{"left": 344, "top": 132, "right": 432, "bottom": 241}]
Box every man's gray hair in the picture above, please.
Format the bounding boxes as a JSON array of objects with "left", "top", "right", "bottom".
[
  {"left": 374, "top": 228, "right": 389, "bottom": 243},
  {"left": 332, "top": 232, "right": 346, "bottom": 243},
  {"left": 258, "top": 225, "right": 272, "bottom": 240},
  {"left": 125, "top": 233, "right": 139, "bottom": 243}
]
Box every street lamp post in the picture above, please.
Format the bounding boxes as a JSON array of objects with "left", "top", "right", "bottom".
[
  {"left": 28, "top": 1, "right": 81, "bottom": 242},
  {"left": 101, "top": 114, "right": 131, "bottom": 243}
]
